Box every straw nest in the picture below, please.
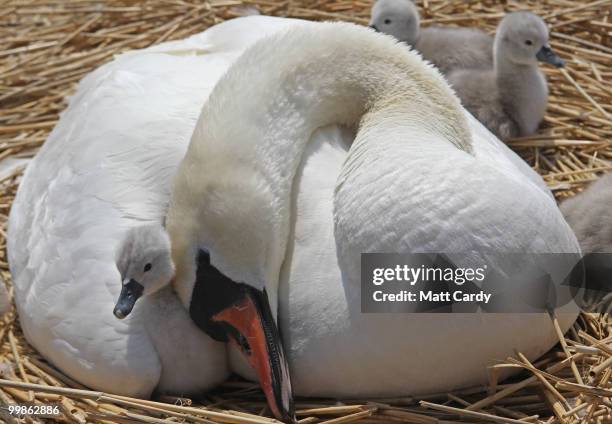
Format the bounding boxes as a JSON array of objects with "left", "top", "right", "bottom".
[{"left": 0, "top": 0, "right": 610, "bottom": 423}]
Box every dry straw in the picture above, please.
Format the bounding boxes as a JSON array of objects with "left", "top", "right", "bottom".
[{"left": 0, "top": 0, "right": 611, "bottom": 423}]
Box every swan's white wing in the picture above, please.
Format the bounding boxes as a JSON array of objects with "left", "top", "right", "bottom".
[
  {"left": 282, "top": 121, "right": 578, "bottom": 396},
  {"left": 8, "top": 16, "right": 298, "bottom": 395},
  {"left": 466, "top": 112, "right": 553, "bottom": 200},
  {"left": 131, "top": 15, "right": 300, "bottom": 57}
]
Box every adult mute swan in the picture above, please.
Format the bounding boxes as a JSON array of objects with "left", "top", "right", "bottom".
[
  {"left": 7, "top": 15, "right": 302, "bottom": 400},
  {"left": 116, "top": 20, "right": 579, "bottom": 398},
  {"left": 10, "top": 13, "right": 579, "bottom": 414}
]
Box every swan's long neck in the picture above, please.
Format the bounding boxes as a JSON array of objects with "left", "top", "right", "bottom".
[{"left": 167, "top": 22, "right": 472, "bottom": 316}]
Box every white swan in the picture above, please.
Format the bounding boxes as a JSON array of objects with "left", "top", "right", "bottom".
[
  {"left": 7, "top": 16, "right": 300, "bottom": 398},
  {"left": 9, "top": 15, "right": 579, "bottom": 412},
  {"left": 156, "top": 20, "right": 579, "bottom": 399}
]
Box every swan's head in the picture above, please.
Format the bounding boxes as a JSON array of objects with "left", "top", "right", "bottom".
[
  {"left": 165, "top": 206, "right": 295, "bottom": 422},
  {"left": 113, "top": 225, "right": 174, "bottom": 319},
  {"left": 495, "top": 11, "right": 564, "bottom": 68},
  {"left": 369, "top": 0, "right": 420, "bottom": 46}
]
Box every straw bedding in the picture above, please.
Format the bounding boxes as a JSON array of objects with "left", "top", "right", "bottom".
[{"left": 0, "top": 0, "right": 610, "bottom": 423}]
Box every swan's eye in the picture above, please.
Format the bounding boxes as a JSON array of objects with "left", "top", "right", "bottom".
[
  {"left": 384, "top": 19, "right": 392, "bottom": 24},
  {"left": 144, "top": 263, "right": 152, "bottom": 272},
  {"left": 525, "top": 40, "right": 533, "bottom": 46}
]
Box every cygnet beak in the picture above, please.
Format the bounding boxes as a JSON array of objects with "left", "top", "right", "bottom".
[
  {"left": 113, "top": 279, "right": 144, "bottom": 319},
  {"left": 536, "top": 45, "right": 564, "bottom": 68},
  {"left": 369, "top": 24, "right": 379, "bottom": 32}
]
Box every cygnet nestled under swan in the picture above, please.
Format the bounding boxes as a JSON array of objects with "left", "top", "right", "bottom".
[
  {"left": 447, "top": 11, "right": 564, "bottom": 140},
  {"left": 369, "top": 0, "right": 494, "bottom": 74},
  {"left": 115, "top": 226, "right": 228, "bottom": 393}
]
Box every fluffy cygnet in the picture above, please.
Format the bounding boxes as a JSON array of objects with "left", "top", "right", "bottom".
[
  {"left": 113, "top": 225, "right": 229, "bottom": 395},
  {"left": 561, "top": 173, "right": 612, "bottom": 315},
  {"left": 561, "top": 174, "right": 612, "bottom": 254},
  {"left": 369, "top": 0, "right": 494, "bottom": 74},
  {"left": 447, "top": 11, "right": 564, "bottom": 141}
]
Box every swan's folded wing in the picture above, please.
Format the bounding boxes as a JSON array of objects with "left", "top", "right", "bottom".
[
  {"left": 466, "top": 112, "right": 554, "bottom": 200},
  {"left": 123, "top": 15, "right": 301, "bottom": 58},
  {"left": 7, "top": 34, "right": 239, "bottom": 395},
  {"left": 333, "top": 127, "right": 580, "bottom": 276}
]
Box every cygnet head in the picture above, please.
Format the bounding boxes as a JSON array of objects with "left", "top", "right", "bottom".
[
  {"left": 495, "top": 11, "right": 564, "bottom": 68},
  {"left": 113, "top": 225, "right": 174, "bottom": 319},
  {"left": 369, "top": 0, "right": 420, "bottom": 45}
]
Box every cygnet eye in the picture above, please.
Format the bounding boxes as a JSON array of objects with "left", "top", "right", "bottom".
[
  {"left": 384, "top": 19, "right": 392, "bottom": 24},
  {"left": 144, "top": 263, "right": 152, "bottom": 272},
  {"left": 525, "top": 40, "right": 533, "bottom": 46}
]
